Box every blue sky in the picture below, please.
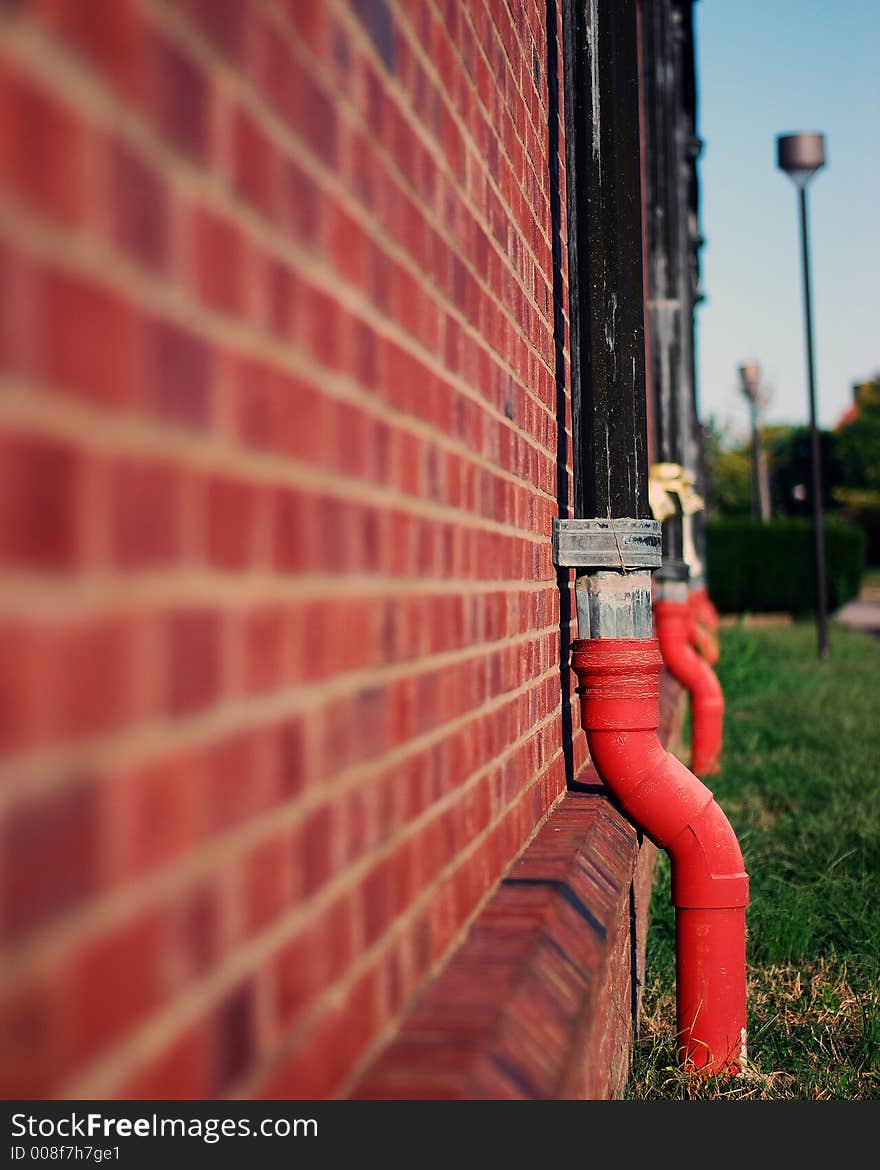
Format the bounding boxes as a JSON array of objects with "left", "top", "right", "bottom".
[{"left": 693, "top": 0, "right": 880, "bottom": 437}]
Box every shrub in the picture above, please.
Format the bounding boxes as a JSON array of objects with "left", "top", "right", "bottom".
[
  {"left": 705, "top": 517, "right": 866, "bottom": 615},
  {"left": 832, "top": 487, "right": 880, "bottom": 566}
]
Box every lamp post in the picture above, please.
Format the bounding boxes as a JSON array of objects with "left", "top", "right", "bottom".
[
  {"left": 738, "top": 360, "right": 770, "bottom": 523},
  {"left": 776, "top": 132, "right": 829, "bottom": 661}
]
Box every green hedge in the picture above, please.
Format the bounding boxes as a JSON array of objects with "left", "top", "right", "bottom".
[{"left": 705, "top": 517, "right": 866, "bottom": 615}]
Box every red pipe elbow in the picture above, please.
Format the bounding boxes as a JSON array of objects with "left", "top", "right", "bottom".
[
  {"left": 690, "top": 586, "right": 719, "bottom": 632},
  {"left": 694, "top": 622, "right": 720, "bottom": 666},
  {"left": 571, "top": 638, "right": 748, "bottom": 1075},
  {"left": 689, "top": 590, "right": 720, "bottom": 666},
  {"left": 654, "top": 599, "right": 724, "bottom": 775},
  {"left": 689, "top": 592, "right": 720, "bottom": 666}
]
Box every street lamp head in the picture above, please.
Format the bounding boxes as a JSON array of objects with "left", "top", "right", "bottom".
[
  {"left": 738, "top": 361, "right": 761, "bottom": 405},
  {"left": 776, "top": 132, "right": 826, "bottom": 189}
]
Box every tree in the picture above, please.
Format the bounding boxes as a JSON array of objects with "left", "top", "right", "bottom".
[
  {"left": 765, "top": 424, "right": 840, "bottom": 516},
  {"left": 834, "top": 374, "right": 880, "bottom": 493},
  {"left": 832, "top": 373, "right": 880, "bottom": 563},
  {"left": 702, "top": 417, "right": 752, "bottom": 516}
]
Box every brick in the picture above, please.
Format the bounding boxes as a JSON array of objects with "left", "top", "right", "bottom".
[
  {"left": 191, "top": 205, "right": 247, "bottom": 317},
  {"left": 0, "top": 778, "right": 99, "bottom": 941},
  {"left": 204, "top": 474, "right": 258, "bottom": 569},
  {"left": 349, "top": 684, "right": 388, "bottom": 763},
  {"left": 298, "top": 596, "right": 371, "bottom": 682},
  {"left": 303, "top": 495, "right": 350, "bottom": 575},
  {"left": 233, "top": 107, "right": 277, "bottom": 219},
  {"left": 0, "top": 240, "right": 29, "bottom": 373},
  {"left": 348, "top": 128, "right": 378, "bottom": 213},
  {"left": 274, "top": 374, "right": 327, "bottom": 462},
  {"left": 145, "top": 316, "right": 214, "bottom": 428},
  {"left": 299, "top": 282, "right": 346, "bottom": 370},
  {"left": 110, "top": 455, "right": 184, "bottom": 568},
  {"left": 184, "top": 0, "right": 247, "bottom": 66},
  {"left": 0, "top": 432, "right": 87, "bottom": 570},
  {"left": 0, "top": 59, "right": 89, "bottom": 226},
  {"left": 361, "top": 856, "right": 392, "bottom": 949},
  {"left": 0, "top": 979, "right": 62, "bottom": 1099},
  {"left": 108, "top": 138, "right": 170, "bottom": 273},
  {"left": 201, "top": 729, "right": 267, "bottom": 836},
  {"left": 259, "top": 968, "right": 376, "bottom": 1099},
  {"left": 103, "top": 751, "right": 201, "bottom": 882},
  {"left": 243, "top": 605, "right": 287, "bottom": 695},
  {"left": 326, "top": 203, "right": 368, "bottom": 289},
  {"left": 272, "top": 928, "right": 317, "bottom": 1033},
  {"left": 279, "top": 155, "right": 321, "bottom": 241},
  {"left": 263, "top": 257, "right": 298, "bottom": 342},
  {"left": 40, "top": 268, "right": 141, "bottom": 410},
  {"left": 168, "top": 883, "right": 224, "bottom": 982},
  {"left": 0, "top": 619, "right": 45, "bottom": 752},
  {"left": 46, "top": 614, "right": 152, "bottom": 740},
  {"left": 350, "top": 315, "right": 379, "bottom": 389},
  {"left": 60, "top": 909, "right": 166, "bottom": 1069},
  {"left": 210, "top": 982, "right": 256, "bottom": 1096},
  {"left": 118, "top": 1025, "right": 210, "bottom": 1100},
  {"left": 272, "top": 486, "right": 313, "bottom": 572},
  {"left": 150, "top": 33, "right": 210, "bottom": 161},
  {"left": 165, "top": 608, "right": 223, "bottom": 715},
  {"left": 289, "top": 66, "right": 338, "bottom": 170},
  {"left": 285, "top": 0, "right": 329, "bottom": 58},
  {"left": 37, "top": 0, "right": 146, "bottom": 102},
  {"left": 229, "top": 352, "right": 282, "bottom": 448},
  {"left": 295, "top": 803, "right": 335, "bottom": 898},
  {"left": 243, "top": 835, "right": 291, "bottom": 935}
]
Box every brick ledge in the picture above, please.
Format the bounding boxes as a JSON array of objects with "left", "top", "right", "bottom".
[{"left": 350, "top": 677, "right": 684, "bottom": 1099}]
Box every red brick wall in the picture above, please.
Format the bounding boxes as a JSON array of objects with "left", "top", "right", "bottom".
[{"left": 0, "top": 0, "right": 587, "bottom": 1098}]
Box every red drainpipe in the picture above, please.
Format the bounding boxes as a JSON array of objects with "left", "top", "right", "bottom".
[
  {"left": 654, "top": 594, "right": 724, "bottom": 775},
  {"left": 571, "top": 636, "right": 748, "bottom": 1074},
  {"left": 690, "top": 585, "right": 719, "bottom": 633},
  {"left": 689, "top": 586, "right": 720, "bottom": 665}
]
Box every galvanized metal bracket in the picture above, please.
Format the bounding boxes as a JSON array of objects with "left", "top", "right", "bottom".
[{"left": 552, "top": 518, "right": 662, "bottom": 571}]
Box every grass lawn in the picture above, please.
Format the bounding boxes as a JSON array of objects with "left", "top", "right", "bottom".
[{"left": 627, "top": 621, "right": 880, "bottom": 1099}]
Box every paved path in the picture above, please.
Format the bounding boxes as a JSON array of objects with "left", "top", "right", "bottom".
[{"left": 834, "top": 582, "right": 880, "bottom": 636}]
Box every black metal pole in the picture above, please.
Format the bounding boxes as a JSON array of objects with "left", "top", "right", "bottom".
[
  {"left": 643, "top": 0, "right": 681, "bottom": 528},
  {"left": 798, "top": 184, "right": 830, "bottom": 660},
  {"left": 563, "top": 0, "right": 650, "bottom": 521},
  {"left": 642, "top": 0, "right": 694, "bottom": 582}
]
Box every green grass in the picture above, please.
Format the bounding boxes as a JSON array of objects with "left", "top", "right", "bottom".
[{"left": 627, "top": 621, "right": 880, "bottom": 1099}]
